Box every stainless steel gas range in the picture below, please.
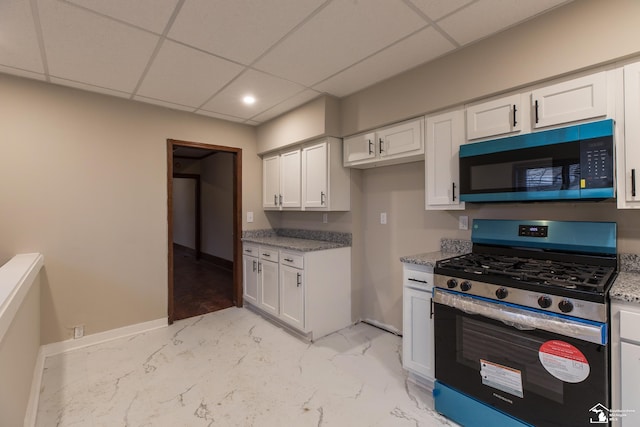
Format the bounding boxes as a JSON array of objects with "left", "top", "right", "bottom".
[{"left": 432, "top": 219, "right": 617, "bottom": 427}]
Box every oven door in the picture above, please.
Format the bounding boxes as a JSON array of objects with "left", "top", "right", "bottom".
[{"left": 434, "top": 289, "right": 609, "bottom": 427}]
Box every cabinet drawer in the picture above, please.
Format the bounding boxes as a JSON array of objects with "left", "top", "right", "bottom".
[
  {"left": 403, "top": 265, "right": 433, "bottom": 290},
  {"left": 620, "top": 310, "right": 640, "bottom": 344},
  {"left": 243, "top": 244, "right": 258, "bottom": 256},
  {"left": 259, "top": 247, "right": 279, "bottom": 262},
  {"left": 280, "top": 251, "right": 304, "bottom": 269}
]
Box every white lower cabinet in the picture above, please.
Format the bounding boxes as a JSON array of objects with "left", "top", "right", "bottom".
[
  {"left": 243, "top": 243, "right": 351, "bottom": 340},
  {"left": 242, "top": 245, "right": 259, "bottom": 305},
  {"left": 611, "top": 300, "right": 640, "bottom": 426},
  {"left": 402, "top": 262, "right": 435, "bottom": 388}
]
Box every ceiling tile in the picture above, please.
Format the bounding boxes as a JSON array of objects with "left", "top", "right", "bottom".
[
  {"left": 51, "top": 76, "right": 130, "bottom": 98},
  {"left": 407, "top": 0, "right": 474, "bottom": 21},
  {"left": 314, "top": 26, "right": 455, "bottom": 97},
  {"left": 438, "top": 0, "right": 570, "bottom": 46},
  {"left": 136, "top": 40, "right": 244, "bottom": 108},
  {"left": 66, "top": 0, "right": 180, "bottom": 33},
  {"left": 201, "top": 69, "right": 306, "bottom": 119},
  {"left": 38, "top": 0, "right": 159, "bottom": 93},
  {"left": 133, "top": 95, "right": 196, "bottom": 112},
  {"left": 250, "top": 89, "right": 321, "bottom": 123},
  {"left": 0, "top": 0, "right": 45, "bottom": 73},
  {"left": 168, "top": 0, "right": 324, "bottom": 64},
  {"left": 253, "top": 0, "right": 426, "bottom": 86}
]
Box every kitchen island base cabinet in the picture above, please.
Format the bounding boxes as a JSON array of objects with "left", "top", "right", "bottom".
[
  {"left": 402, "top": 263, "right": 435, "bottom": 389},
  {"left": 243, "top": 244, "right": 351, "bottom": 341}
]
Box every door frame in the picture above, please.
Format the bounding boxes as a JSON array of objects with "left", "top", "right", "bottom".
[{"left": 167, "top": 139, "right": 243, "bottom": 324}]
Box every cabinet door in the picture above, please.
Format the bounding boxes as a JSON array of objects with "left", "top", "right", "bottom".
[
  {"left": 466, "top": 94, "right": 522, "bottom": 140},
  {"left": 532, "top": 71, "right": 607, "bottom": 128},
  {"left": 302, "top": 142, "right": 328, "bottom": 208},
  {"left": 343, "top": 132, "right": 376, "bottom": 166},
  {"left": 402, "top": 287, "right": 434, "bottom": 380},
  {"left": 378, "top": 118, "right": 423, "bottom": 158},
  {"left": 280, "top": 149, "right": 301, "bottom": 208},
  {"left": 425, "top": 109, "right": 465, "bottom": 210},
  {"left": 280, "top": 264, "right": 304, "bottom": 330},
  {"left": 242, "top": 255, "right": 258, "bottom": 305},
  {"left": 263, "top": 154, "right": 280, "bottom": 209},
  {"left": 622, "top": 62, "right": 640, "bottom": 207},
  {"left": 621, "top": 342, "right": 640, "bottom": 426},
  {"left": 259, "top": 260, "right": 279, "bottom": 316}
]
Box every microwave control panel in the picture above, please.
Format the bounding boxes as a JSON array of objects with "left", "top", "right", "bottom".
[{"left": 580, "top": 137, "right": 614, "bottom": 189}]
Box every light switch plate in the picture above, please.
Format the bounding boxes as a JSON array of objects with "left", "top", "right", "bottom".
[
  {"left": 380, "top": 212, "right": 387, "bottom": 225},
  {"left": 459, "top": 215, "right": 469, "bottom": 230},
  {"left": 247, "top": 211, "right": 254, "bottom": 223}
]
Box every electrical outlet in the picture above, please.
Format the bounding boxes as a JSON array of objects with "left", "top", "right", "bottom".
[
  {"left": 73, "top": 325, "right": 84, "bottom": 339},
  {"left": 247, "top": 211, "right": 254, "bottom": 223},
  {"left": 380, "top": 212, "right": 387, "bottom": 225},
  {"left": 459, "top": 215, "right": 469, "bottom": 230},
  {"left": 322, "top": 213, "right": 328, "bottom": 223}
]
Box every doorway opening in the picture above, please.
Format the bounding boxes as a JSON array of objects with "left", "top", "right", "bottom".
[{"left": 167, "top": 139, "right": 242, "bottom": 323}]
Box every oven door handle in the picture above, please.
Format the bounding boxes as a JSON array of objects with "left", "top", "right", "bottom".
[{"left": 433, "top": 289, "right": 607, "bottom": 345}]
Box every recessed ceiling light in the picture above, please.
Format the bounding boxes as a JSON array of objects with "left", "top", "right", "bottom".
[{"left": 243, "top": 95, "right": 256, "bottom": 105}]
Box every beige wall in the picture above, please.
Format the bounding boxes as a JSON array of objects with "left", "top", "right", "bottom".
[
  {"left": 256, "top": 95, "right": 341, "bottom": 154},
  {"left": 0, "top": 74, "right": 265, "bottom": 343},
  {"left": 0, "top": 274, "right": 40, "bottom": 427}
]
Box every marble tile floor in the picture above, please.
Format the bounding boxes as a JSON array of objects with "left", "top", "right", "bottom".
[{"left": 36, "top": 307, "right": 456, "bottom": 426}]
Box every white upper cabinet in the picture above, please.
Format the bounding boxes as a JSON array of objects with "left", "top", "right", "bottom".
[
  {"left": 531, "top": 71, "right": 607, "bottom": 129},
  {"left": 619, "top": 61, "right": 640, "bottom": 208},
  {"left": 343, "top": 117, "right": 424, "bottom": 168},
  {"left": 262, "top": 148, "right": 301, "bottom": 210},
  {"left": 425, "top": 109, "right": 465, "bottom": 210},
  {"left": 378, "top": 118, "right": 423, "bottom": 158},
  {"left": 466, "top": 94, "right": 523, "bottom": 140},
  {"left": 302, "top": 137, "right": 350, "bottom": 211},
  {"left": 279, "top": 149, "right": 302, "bottom": 208},
  {"left": 262, "top": 154, "right": 281, "bottom": 209},
  {"left": 343, "top": 132, "right": 376, "bottom": 164}
]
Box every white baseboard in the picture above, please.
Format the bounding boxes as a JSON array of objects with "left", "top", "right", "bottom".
[
  {"left": 41, "top": 318, "right": 168, "bottom": 357},
  {"left": 24, "top": 318, "right": 168, "bottom": 426},
  {"left": 361, "top": 318, "right": 402, "bottom": 336}
]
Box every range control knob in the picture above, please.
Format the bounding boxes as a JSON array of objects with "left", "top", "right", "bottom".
[
  {"left": 538, "top": 295, "right": 552, "bottom": 309},
  {"left": 460, "top": 281, "right": 472, "bottom": 292},
  {"left": 495, "top": 287, "right": 509, "bottom": 299},
  {"left": 558, "top": 299, "right": 574, "bottom": 313},
  {"left": 446, "top": 278, "right": 458, "bottom": 289}
]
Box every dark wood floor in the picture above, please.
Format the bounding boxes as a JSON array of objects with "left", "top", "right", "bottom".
[{"left": 173, "top": 244, "right": 234, "bottom": 321}]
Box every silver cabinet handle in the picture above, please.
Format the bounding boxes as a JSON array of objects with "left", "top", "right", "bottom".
[
  {"left": 320, "top": 191, "right": 325, "bottom": 205},
  {"left": 258, "top": 262, "right": 262, "bottom": 273},
  {"left": 252, "top": 260, "right": 256, "bottom": 272},
  {"left": 274, "top": 194, "right": 277, "bottom": 206},
  {"left": 279, "top": 194, "right": 282, "bottom": 206},
  {"left": 368, "top": 139, "right": 374, "bottom": 155},
  {"left": 284, "top": 258, "right": 294, "bottom": 262},
  {"left": 379, "top": 138, "right": 384, "bottom": 153},
  {"left": 245, "top": 248, "right": 252, "bottom": 253},
  {"left": 262, "top": 253, "right": 271, "bottom": 257},
  {"left": 296, "top": 272, "right": 302, "bottom": 287}
]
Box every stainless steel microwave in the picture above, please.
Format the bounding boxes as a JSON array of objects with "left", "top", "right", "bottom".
[{"left": 459, "top": 119, "right": 615, "bottom": 202}]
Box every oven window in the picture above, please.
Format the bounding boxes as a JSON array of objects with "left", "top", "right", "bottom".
[{"left": 457, "top": 316, "right": 564, "bottom": 404}]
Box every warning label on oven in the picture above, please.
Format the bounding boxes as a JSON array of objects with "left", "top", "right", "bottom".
[
  {"left": 480, "top": 359, "right": 524, "bottom": 398},
  {"left": 539, "top": 340, "right": 590, "bottom": 383}
]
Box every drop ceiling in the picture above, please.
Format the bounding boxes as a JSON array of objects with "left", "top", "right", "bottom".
[{"left": 1, "top": 0, "right": 571, "bottom": 126}]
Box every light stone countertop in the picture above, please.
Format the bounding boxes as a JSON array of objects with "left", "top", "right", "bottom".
[
  {"left": 399, "top": 251, "right": 462, "bottom": 267},
  {"left": 241, "top": 235, "right": 347, "bottom": 252},
  {"left": 610, "top": 272, "right": 640, "bottom": 304}
]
